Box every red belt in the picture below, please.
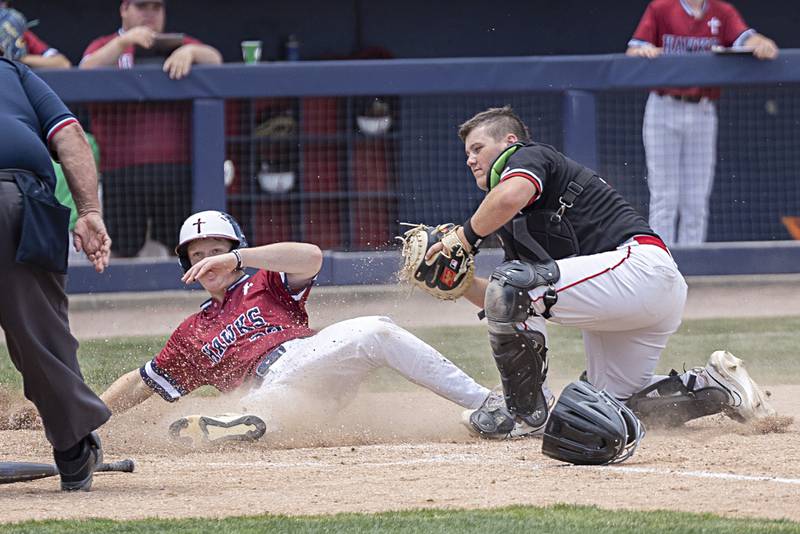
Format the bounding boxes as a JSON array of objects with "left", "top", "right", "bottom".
[{"left": 633, "top": 235, "right": 670, "bottom": 255}]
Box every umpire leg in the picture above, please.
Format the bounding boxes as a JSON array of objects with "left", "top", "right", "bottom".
[{"left": 0, "top": 182, "right": 110, "bottom": 451}]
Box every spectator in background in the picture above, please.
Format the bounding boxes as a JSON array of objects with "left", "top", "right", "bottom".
[
  {"left": 0, "top": 1, "right": 71, "bottom": 69},
  {"left": 79, "top": 0, "right": 222, "bottom": 257},
  {"left": 626, "top": 0, "right": 778, "bottom": 246}
]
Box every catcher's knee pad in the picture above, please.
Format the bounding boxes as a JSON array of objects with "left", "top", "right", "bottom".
[
  {"left": 626, "top": 371, "right": 729, "bottom": 428},
  {"left": 485, "top": 259, "right": 560, "bottom": 326}
]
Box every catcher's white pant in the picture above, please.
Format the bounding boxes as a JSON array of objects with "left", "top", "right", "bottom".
[
  {"left": 525, "top": 239, "right": 687, "bottom": 400},
  {"left": 241, "top": 316, "right": 490, "bottom": 411},
  {"left": 643, "top": 92, "right": 718, "bottom": 246}
]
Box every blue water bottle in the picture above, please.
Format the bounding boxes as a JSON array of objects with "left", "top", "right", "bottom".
[{"left": 285, "top": 34, "right": 300, "bottom": 62}]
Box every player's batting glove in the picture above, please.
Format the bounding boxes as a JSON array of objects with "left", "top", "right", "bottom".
[{"left": 397, "top": 223, "right": 475, "bottom": 300}]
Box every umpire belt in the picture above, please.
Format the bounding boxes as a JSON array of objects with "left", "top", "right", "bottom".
[{"left": 253, "top": 344, "right": 287, "bottom": 380}]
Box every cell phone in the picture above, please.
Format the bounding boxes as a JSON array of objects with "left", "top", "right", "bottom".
[{"left": 152, "top": 33, "right": 185, "bottom": 54}]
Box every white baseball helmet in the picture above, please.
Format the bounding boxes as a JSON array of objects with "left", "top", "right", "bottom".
[{"left": 175, "top": 210, "right": 248, "bottom": 272}]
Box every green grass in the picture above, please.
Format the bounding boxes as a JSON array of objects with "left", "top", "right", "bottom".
[
  {"left": 1, "top": 316, "right": 798, "bottom": 394},
  {"left": 2, "top": 321, "right": 799, "bottom": 531},
  {"left": 1, "top": 504, "right": 799, "bottom": 533}
]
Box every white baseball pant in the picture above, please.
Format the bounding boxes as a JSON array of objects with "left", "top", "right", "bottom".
[
  {"left": 241, "top": 316, "right": 490, "bottom": 410},
  {"left": 525, "top": 239, "right": 688, "bottom": 400},
  {"left": 643, "top": 92, "right": 718, "bottom": 246}
]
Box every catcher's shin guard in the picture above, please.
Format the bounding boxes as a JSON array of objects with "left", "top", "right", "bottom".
[
  {"left": 489, "top": 329, "right": 550, "bottom": 429},
  {"left": 482, "top": 260, "right": 558, "bottom": 430},
  {"left": 626, "top": 371, "right": 729, "bottom": 428}
]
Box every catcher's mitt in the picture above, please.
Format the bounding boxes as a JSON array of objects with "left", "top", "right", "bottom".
[
  {"left": 0, "top": 8, "right": 27, "bottom": 61},
  {"left": 397, "top": 223, "right": 475, "bottom": 300}
]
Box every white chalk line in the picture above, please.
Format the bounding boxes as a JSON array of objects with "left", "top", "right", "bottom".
[
  {"left": 580, "top": 465, "right": 800, "bottom": 486},
  {"left": 200, "top": 454, "right": 800, "bottom": 486}
]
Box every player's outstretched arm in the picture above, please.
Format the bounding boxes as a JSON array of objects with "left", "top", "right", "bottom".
[
  {"left": 100, "top": 369, "right": 155, "bottom": 415},
  {"left": 182, "top": 242, "right": 323, "bottom": 290}
]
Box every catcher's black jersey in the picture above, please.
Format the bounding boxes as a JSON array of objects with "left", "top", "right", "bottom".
[{"left": 495, "top": 143, "right": 655, "bottom": 261}]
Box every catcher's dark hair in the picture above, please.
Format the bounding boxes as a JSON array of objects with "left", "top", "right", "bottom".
[{"left": 458, "top": 106, "right": 531, "bottom": 143}]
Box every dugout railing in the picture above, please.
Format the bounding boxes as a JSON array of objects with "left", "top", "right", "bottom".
[{"left": 37, "top": 51, "right": 800, "bottom": 293}]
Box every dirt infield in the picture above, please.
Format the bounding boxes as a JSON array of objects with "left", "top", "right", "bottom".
[{"left": 1, "top": 277, "right": 800, "bottom": 523}]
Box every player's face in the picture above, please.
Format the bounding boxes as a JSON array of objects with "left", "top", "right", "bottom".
[
  {"left": 186, "top": 237, "right": 237, "bottom": 292},
  {"left": 121, "top": 1, "right": 165, "bottom": 32},
  {"left": 464, "top": 126, "right": 516, "bottom": 191}
]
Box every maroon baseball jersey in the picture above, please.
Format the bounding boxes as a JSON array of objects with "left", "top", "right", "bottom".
[
  {"left": 140, "top": 270, "right": 315, "bottom": 401},
  {"left": 81, "top": 31, "right": 202, "bottom": 170},
  {"left": 630, "top": 0, "right": 752, "bottom": 99}
]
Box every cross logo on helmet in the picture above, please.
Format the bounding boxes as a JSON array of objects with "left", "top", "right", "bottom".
[{"left": 193, "top": 217, "right": 204, "bottom": 234}]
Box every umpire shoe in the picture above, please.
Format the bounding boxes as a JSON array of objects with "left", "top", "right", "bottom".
[
  {"left": 703, "top": 350, "right": 776, "bottom": 422},
  {"left": 169, "top": 413, "right": 267, "bottom": 446},
  {"left": 55, "top": 431, "right": 103, "bottom": 492}
]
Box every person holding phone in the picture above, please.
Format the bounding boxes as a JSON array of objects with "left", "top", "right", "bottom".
[{"left": 78, "top": 0, "right": 223, "bottom": 259}]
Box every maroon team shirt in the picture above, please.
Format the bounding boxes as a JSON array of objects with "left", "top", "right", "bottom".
[
  {"left": 81, "top": 31, "right": 203, "bottom": 170},
  {"left": 630, "top": 0, "right": 752, "bottom": 99},
  {"left": 140, "top": 270, "right": 315, "bottom": 401}
]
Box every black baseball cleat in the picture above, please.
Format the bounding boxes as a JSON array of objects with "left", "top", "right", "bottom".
[
  {"left": 461, "top": 392, "right": 552, "bottom": 439},
  {"left": 54, "top": 431, "right": 103, "bottom": 492}
]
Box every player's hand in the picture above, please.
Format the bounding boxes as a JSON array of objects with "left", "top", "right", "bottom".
[
  {"left": 182, "top": 251, "right": 238, "bottom": 285},
  {"left": 163, "top": 45, "right": 194, "bottom": 80},
  {"left": 751, "top": 38, "right": 778, "bottom": 60},
  {"left": 72, "top": 211, "right": 111, "bottom": 273},
  {"left": 424, "top": 226, "right": 472, "bottom": 262},
  {"left": 626, "top": 46, "right": 662, "bottom": 59},
  {"left": 119, "top": 26, "right": 156, "bottom": 49}
]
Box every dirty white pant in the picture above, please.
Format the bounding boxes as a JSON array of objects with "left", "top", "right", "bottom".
[
  {"left": 525, "top": 241, "right": 688, "bottom": 399},
  {"left": 241, "top": 316, "right": 490, "bottom": 411}
]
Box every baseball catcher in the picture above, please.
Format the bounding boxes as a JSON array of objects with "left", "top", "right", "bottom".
[
  {"left": 404, "top": 105, "right": 778, "bottom": 447},
  {"left": 0, "top": 7, "right": 27, "bottom": 60},
  {"left": 397, "top": 223, "right": 475, "bottom": 300}
]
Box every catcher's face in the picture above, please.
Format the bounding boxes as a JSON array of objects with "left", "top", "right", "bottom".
[
  {"left": 464, "top": 126, "right": 517, "bottom": 191},
  {"left": 186, "top": 237, "right": 238, "bottom": 293},
  {"left": 121, "top": 1, "right": 165, "bottom": 32}
]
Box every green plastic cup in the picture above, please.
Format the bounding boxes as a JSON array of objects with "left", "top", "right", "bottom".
[{"left": 241, "top": 40, "right": 262, "bottom": 64}]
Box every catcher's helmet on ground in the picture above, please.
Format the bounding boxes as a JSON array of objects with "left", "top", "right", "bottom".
[
  {"left": 542, "top": 380, "right": 645, "bottom": 465},
  {"left": 175, "top": 210, "right": 248, "bottom": 272}
]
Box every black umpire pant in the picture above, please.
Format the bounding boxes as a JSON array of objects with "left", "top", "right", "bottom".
[{"left": 0, "top": 178, "right": 110, "bottom": 451}]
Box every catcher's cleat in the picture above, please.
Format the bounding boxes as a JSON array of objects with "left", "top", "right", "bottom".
[
  {"left": 169, "top": 413, "right": 267, "bottom": 446},
  {"left": 702, "top": 350, "right": 776, "bottom": 422},
  {"left": 461, "top": 391, "right": 553, "bottom": 440}
]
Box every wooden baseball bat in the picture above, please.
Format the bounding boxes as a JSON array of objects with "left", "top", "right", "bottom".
[{"left": 0, "top": 459, "right": 135, "bottom": 484}]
